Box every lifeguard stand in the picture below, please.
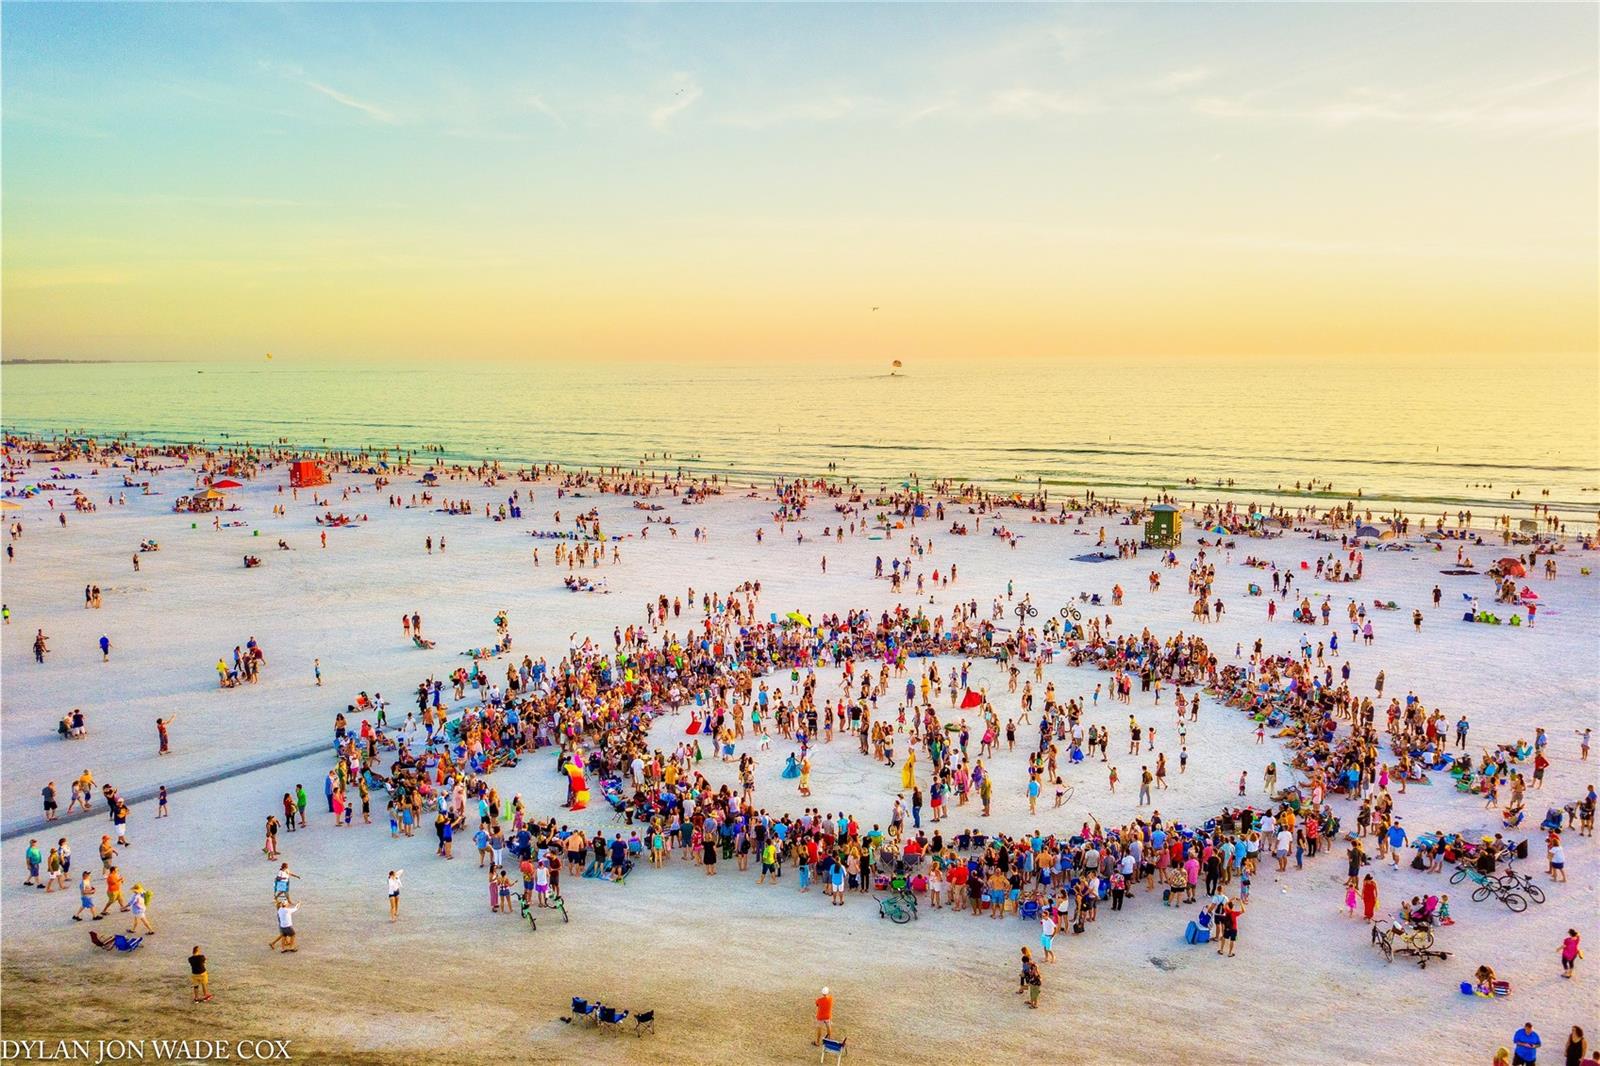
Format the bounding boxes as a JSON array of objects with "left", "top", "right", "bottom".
[
  {"left": 1144, "top": 503, "right": 1182, "bottom": 548},
  {"left": 289, "top": 459, "right": 329, "bottom": 488}
]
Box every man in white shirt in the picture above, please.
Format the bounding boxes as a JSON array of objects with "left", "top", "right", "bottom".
[
  {"left": 1039, "top": 912, "right": 1058, "bottom": 963},
  {"left": 388, "top": 870, "right": 404, "bottom": 921}
]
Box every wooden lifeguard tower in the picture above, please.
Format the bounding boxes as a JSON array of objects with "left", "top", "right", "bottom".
[{"left": 1144, "top": 503, "right": 1182, "bottom": 548}]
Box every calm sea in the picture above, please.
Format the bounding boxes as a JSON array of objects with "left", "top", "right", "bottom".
[{"left": 3, "top": 360, "right": 1597, "bottom": 526}]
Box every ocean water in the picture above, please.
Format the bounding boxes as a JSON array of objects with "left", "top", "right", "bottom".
[{"left": 3, "top": 360, "right": 1597, "bottom": 525}]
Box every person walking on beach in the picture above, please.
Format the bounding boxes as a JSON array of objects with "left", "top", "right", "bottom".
[
  {"left": 99, "top": 634, "right": 110, "bottom": 662},
  {"left": 127, "top": 882, "right": 155, "bottom": 935},
  {"left": 74, "top": 871, "right": 98, "bottom": 921},
  {"left": 1022, "top": 956, "right": 1042, "bottom": 1007},
  {"left": 1560, "top": 929, "right": 1583, "bottom": 979},
  {"left": 812, "top": 987, "right": 834, "bottom": 1046},
  {"left": 388, "top": 869, "right": 404, "bottom": 921},
  {"left": 271, "top": 896, "right": 298, "bottom": 952},
  {"left": 23, "top": 839, "right": 44, "bottom": 888}
]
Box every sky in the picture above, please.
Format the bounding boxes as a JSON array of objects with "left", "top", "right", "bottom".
[{"left": 2, "top": 3, "right": 1597, "bottom": 365}]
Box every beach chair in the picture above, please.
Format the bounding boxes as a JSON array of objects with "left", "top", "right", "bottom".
[
  {"left": 1018, "top": 898, "right": 1040, "bottom": 922},
  {"left": 597, "top": 1005, "right": 630, "bottom": 1032},
  {"left": 632, "top": 1010, "right": 655, "bottom": 1037},
  {"left": 570, "top": 997, "right": 600, "bottom": 1025},
  {"left": 88, "top": 931, "right": 143, "bottom": 953},
  {"left": 820, "top": 1037, "right": 848, "bottom": 1065}
]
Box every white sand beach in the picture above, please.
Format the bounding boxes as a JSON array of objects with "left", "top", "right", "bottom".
[{"left": 2, "top": 450, "right": 1596, "bottom": 1066}]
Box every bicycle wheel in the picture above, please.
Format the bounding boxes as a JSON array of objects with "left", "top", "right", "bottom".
[
  {"left": 1416, "top": 929, "right": 1434, "bottom": 951},
  {"left": 1449, "top": 867, "right": 1469, "bottom": 885},
  {"left": 1502, "top": 892, "right": 1527, "bottom": 913},
  {"left": 889, "top": 903, "right": 912, "bottom": 925},
  {"left": 1522, "top": 882, "right": 1546, "bottom": 905},
  {"left": 1379, "top": 935, "right": 1393, "bottom": 963},
  {"left": 1472, "top": 885, "right": 1492, "bottom": 902}
]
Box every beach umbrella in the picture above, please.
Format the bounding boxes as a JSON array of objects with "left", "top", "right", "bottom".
[
  {"left": 1497, "top": 559, "right": 1527, "bottom": 578},
  {"left": 199, "top": 488, "right": 225, "bottom": 500},
  {"left": 1211, "top": 524, "right": 1228, "bottom": 534},
  {"left": 786, "top": 611, "right": 812, "bottom": 627},
  {"left": 0, "top": 500, "right": 21, "bottom": 511},
  {"left": 1356, "top": 524, "right": 1381, "bottom": 538},
  {"left": 212, "top": 479, "right": 243, "bottom": 490},
  {"left": 960, "top": 689, "right": 984, "bottom": 709},
  {"left": 1378, "top": 530, "right": 1397, "bottom": 541}
]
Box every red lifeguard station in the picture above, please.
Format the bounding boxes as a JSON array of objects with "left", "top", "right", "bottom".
[{"left": 289, "top": 459, "right": 329, "bottom": 488}]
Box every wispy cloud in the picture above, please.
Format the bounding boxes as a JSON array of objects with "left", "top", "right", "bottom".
[
  {"left": 4, "top": 267, "right": 135, "bottom": 290},
  {"left": 907, "top": 88, "right": 1105, "bottom": 123},
  {"left": 650, "top": 73, "right": 702, "bottom": 129},
  {"left": 1150, "top": 66, "right": 1214, "bottom": 92},
  {"left": 1189, "top": 90, "right": 1595, "bottom": 134},
  {"left": 527, "top": 94, "right": 567, "bottom": 129},
  {"left": 721, "top": 95, "right": 861, "bottom": 130},
  {"left": 304, "top": 80, "right": 397, "bottom": 125}
]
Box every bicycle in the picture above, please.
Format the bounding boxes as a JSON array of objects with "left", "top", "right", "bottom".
[
  {"left": 1470, "top": 882, "right": 1528, "bottom": 912},
  {"left": 1451, "top": 864, "right": 1530, "bottom": 910},
  {"left": 875, "top": 886, "right": 919, "bottom": 925},
  {"left": 1495, "top": 866, "right": 1546, "bottom": 905},
  {"left": 1371, "top": 919, "right": 1450, "bottom": 968}
]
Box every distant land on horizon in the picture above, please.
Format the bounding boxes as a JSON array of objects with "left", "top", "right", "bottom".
[{"left": 2, "top": 358, "right": 179, "bottom": 365}]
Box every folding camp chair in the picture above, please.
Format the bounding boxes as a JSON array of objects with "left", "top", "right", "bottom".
[
  {"left": 820, "top": 1037, "right": 848, "bottom": 1064},
  {"left": 633, "top": 1009, "right": 655, "bottom": 1037},
  {"left": 597, "top": 1005, "right": 630, "bottom": 1032},
  {"left": 570, "top": 997, "right": 600, "bottom": 1025}
]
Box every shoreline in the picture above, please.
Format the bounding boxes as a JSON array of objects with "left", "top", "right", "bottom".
[{"left": 4, "top": 427, "right": 1593, "bottom": 535}]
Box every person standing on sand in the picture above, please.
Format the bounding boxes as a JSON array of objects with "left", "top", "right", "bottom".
[
  {"left": 1361, "top": 873, "right": 1379, "bottom": 923},
  {"left": 189, "top": 946, "right": 212, "bottom": 1002},
  {"left": 156, "top": 716, "right": 176, "bottom": 755},
  {"left": 812, "top": 987, "right": 834, "bottom": 1046},
  {"left": 1512, "top": 1022, "right": 1541, "bottom": 1065}
]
